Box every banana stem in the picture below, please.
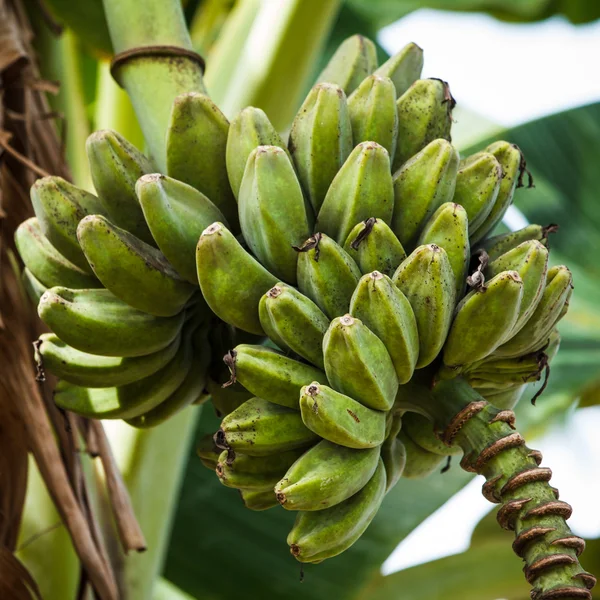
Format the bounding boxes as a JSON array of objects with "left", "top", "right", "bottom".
[{"left": 412, "top": 378, "right": 596, "bottom": 599}]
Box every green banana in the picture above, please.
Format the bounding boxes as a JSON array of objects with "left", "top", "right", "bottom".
[
  {"left": 476, "top": 224, "right": 558, "bottom": 262},
  {"left": 196, "top": 223, "right": 278, "bottom": 334},
  {"left": 287, "top": 458, "right": 386, "bottom": 563},
  {"left": 397, "top": 430, "right": 445, "bottom": 479},
  {"left": 197, "top": 433, "right": 221, "bottom": 470},
  {"left": 442, "top": 270, "right": 523, "bottom": 370},
  {"left": 316, "top": 142, "right": 394, "bottom": 245},
  {"left": 402, "top": 413, "right": 461, "bottom": 456},
  {"left": 77, "top": 214, "right": 195, "bottom": 317},
  {"left": 299, "top": 382, "right": 387, "bottom": 449},
  {"left": 207, "top": 376, "right": 252, "bottom": 417},
  {"left": 136, "top": 174, "right": 227, "bottom": 284},
  {"left": 288, "top": 82, "right": 353, "bottom": 213},
  {"left": 343, "top": 218, "right": 407, "bottom": 278},
  {"left": 392, "top": 244, "right": 456, "bottom": 368},
  {"left": 166, "top": 92, "right": 238, "bottom": 230},
  {"left": 296, "top": 233, "right": 361, "bottom": 319},
  {"left": 86, "top": 129, "right": 155, "bottom": 244},
  {"left": 238, "top": 145, "right": 312, "bottom": 283},
  {"left": 323, "top": 315, "right": 398, "bottom": 411},
  {"left": 391, "top": 139, "right": 460, "bottom": 250},
  {"left": 15, "top": 218, "right": 100, "bottom": 289},
  {"left": 22, "top": 268, "right": 47, "bottom": 305},
  {"left": 239, "top": 489, "right": 278, "bottom": 511},
  {"left": 348, "top": 75, "right": 398, "bottom": 161},
  {"left": 223, "top": 344, "right": 326, "bottom": 410},
  {"left": 275, "top": 440, "right": 380, "bottom": 510},
  {"left": 226, "top": 106, "right": 289, "bottom": 200},
  {"left": 30, "top": 176, "right": 105, "bottom": 273},
  {"left": 417, "top": 202, "right": 470, "bottom": 297},
  {"left": 373, "top": 42, "right": 423, "bottom": 97},
  {"left": 393, "top": 78, "right": 454, "bottom": 170},
  {"left": 380, "top": 413, "right": 407, "bottom": 492},
  {"left": 469, "top": 142, "right": 524, "bottom": 244},
  {"left": 38, "top": 287, "right": 183, "bottom": 357},
  {"left": 258, "top": 283, "right": 330, "bottom": 369},
  {"left": 452, "top": 152, "right": 502, "bottom": 233},
  {"left": 480, "top": 385, "right": 527, "bottom": 410},
  {"left": 217, "top": 397, "right": 318, "bottom": 456},
  {"left": 315, "top": 34, "right": 377, "bottom": 95},
  {"left": 349, "top": 271, "right": 419, "bottom": 384}
]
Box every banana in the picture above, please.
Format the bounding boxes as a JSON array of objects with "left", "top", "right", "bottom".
[
  {"left": 315, "top": 34, "right": 377, "bottom": 95},
  {"left": 343, "top": 218, "right": 407, "bottom": 278},
  {"left": 476, "top": 223, "right": 558, "bottom": 262},
  {"left": 479, "top": 385, "right": 526, "bottom": 410},
  {"left": 417, "top": 202, "right": 470, "bottom": 297},
  {"left": 393, "top": 78, "right": 454, "bottom": 171},
  {"left": 287, "top": 458, "right": 386, "bottom": 563},
  {"left": 239, "top": 489, "right": 279, "bottom": 511},
  {"left": 86, "top": 129, "right": 155, "bottom": 244},
  {"left": 299, "top": 382, "right": 387, "bottom": 449},
  {"left": 38, "top": 287, "right": 183, "bottom": 357},
  {"left": 442, "top": 271, "right": 523, "bottom": 371},
  {"left": 392, "top": 244, "right": 456, "bottom": 368},
  {"left": 226, "top": 106, "right": 289, "bottom": 200},
  {"left": 196, "top": 223, "right": 278, "bottom": 334},
  {"left": 349, "top": 272, "right": 419, "bottom": 384},
  {"left": 207, "top": 376, "right": 252, "bottom": 417},
  {"left": 223, "top": 344, "right": 326, "bottom": 410},
  {"left": 316, "top": 142, "right": 394, "bottom": 245},
  {"left": 30, "top": 176, "right": 105, "bottom": 273},
  {"left": 397, "top": 430, "right": 445, "bottom": 479},
  {"left": 15, "top": 218, "right": 100, "bottom": 289},
  {"left": 380, "top": 413, "right": 407, "bottom": 492},
  {"left": 402, "top": 413, "right": 461, "bottom": 457},
  {"left": 216, "top": 397, "right": 318, "bottom": 456},
  {"left": 275, "top": 440, "right": 380, "bottom": 511},
  {"left": 22, "top": 268, "right": 47, "bottom": 305},
  {"left": 166, "top": 92, "right": 238, "bottom": 230},
  {"left": 288, "top": 83, "right": 353, "bottom": 213},
  {"left": 258, "top": 283, "right": 330, "bottom": 369},
  {"left": 373, "top": 42, "right": 424, "bottom": 97},
  {"left": 197, "top": 433, "right": 221, "bottom": 470},
  {"left": 295, "top": 233, "right": 361, "bottom": 319},
  {"left": 77, "top": 215, "right": 195, "bottom": 317},
  {"left": 323, "top": 315, "right": 398, "bottom": 411},
  {"left": 452, "top": 152, "right": 502, "bottom": 233},
  {"left": 348, "top": 75, "right": 398, "bottom": 161},
  {"left": 485, "top": 240, "right": 548, "bottom": 336},
  {"left": 469, "top": 142, "right": 524, "bottom": 244},
  {"left": 391, "top": 139, "right": 460, "bottom": 250},
  {"left": 238, "top": 146, "right": 312, "bottom": 283},
  {"left": 136, "top": 174, "right": 227, "bottom": 284}
]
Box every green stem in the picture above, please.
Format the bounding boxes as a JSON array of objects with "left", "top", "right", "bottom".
[{"left": 411, "top": 378, "right": 596, "bottom": 600}]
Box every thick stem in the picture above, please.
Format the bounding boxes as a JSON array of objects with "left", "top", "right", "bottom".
[{"left": 412, "top": 378, "right": 596, "bottom": 600}]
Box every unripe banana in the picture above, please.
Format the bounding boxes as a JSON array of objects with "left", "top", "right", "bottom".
[
  {"left": 77, "top": 215, "right": 195, "bottom": 317},
  {"left": 30, "top": 176, "right": 105, "bottom": 273},
  {"left": 393, "top": 78, "right": 454, "bottom": 170},
  {"left": 275, "top": 440, "right": 379, "bottom": 511},
  {"left": 343, "top": 218, "right": 406, "bottom": 278},
  {"left": 238, "top": 146, "right": 312, "bottom": 283},
  {"left": 207, "top": 377, "right": 252, "bottom": 417},
  {"left": 397, "top": 430, "right": 445, "bottom": 479},
  {"left": 287, "top": 458, "right": 386, "bottom": 563},
  {"left": 402, "top": 413, "right": 461, "bottom": 456},
  {"left": 38, "top": 287, "right": 183, "bottom": 357},
  {"left": 226, "top": 107, "right": 289, "bottom": 200},
  {"left": 477, "top": 223, "right": 557, "bottom": 262},
  {"left": 380, "top": 412, "right": 407, "bottom": 492},
  {"left": 136, "top": 174, "right": 227, "bottom": 284},
  {"left": 315, "top": 34, "right": 377, "bottom": 95},
  {"left": 299, "top": 382, "right": 387, "bottom": 449},
  {"left": 392, "top": 244, "right": 456, "bottom": 368},
  {"left": 196, "top": 223, "right": 277, "bottom": 334},
  {"left": 316, "top": 142, "right": 394, "bottom": 245},
  {"left": 216, "top": 397, "right": 318, "bottom": 456},
  {"left": 479, "top": 385, "right": 526, "bottom": 410},
  {"left": 197, "top": 433, "right": 221, "bottom": 470},
  {"left": 469, "top": 142, "right": 524, "bottom": 244},
  {"left": 323, "top": 315, "right": 398, "bottom": 411},
  {"left": 288, "top": 83, "right": 352, "bottom": 213},
  {"left": 349, "top": 272, "right": 418, "bottom": 384},
  {"left": 166, "top": 92, "right": 238, "bottom": 230},
  {"left": 258, "top": 283, "right": 330, "bottom": 369},
  {"left": 373, "top": 42, "right": 424, "bottom": 98},
  {"left": 391, "top": 139, "right": 460, "bottom": 250},
  {"left": 452, "top": 152, "right": 502, "bottom": 233},
  {"left": 22, "top": 268, "right": 46, "bottom": 305},
  {"left": 239, "top": 489, "right": 278, "bottom": 511},
  {"left": 348, "top": 75, "right": 398, "bottom": 161},
  {"left": 296, "top": 233, "right": 361, "bottom": 319},
  {"left": 15, "top": 217, "right": 100, "bottom": 289},
  {"left": 442, "top": 270, "right": 523, "bottom": 370},
  {"left": 86, "top": 129, "right": 155, "bottom": 243},
  {"left": 223, "top": 344, "right": 326, "bottom": 410}
]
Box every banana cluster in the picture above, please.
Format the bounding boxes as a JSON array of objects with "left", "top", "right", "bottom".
[{"left": 16, "top": 34, "right": 573, "bottom": 564}]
